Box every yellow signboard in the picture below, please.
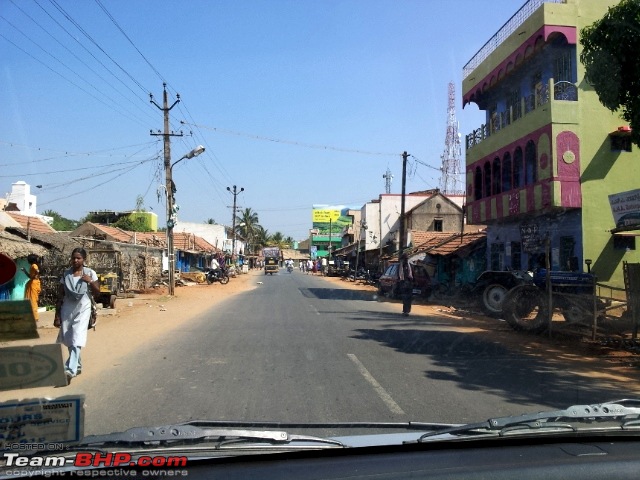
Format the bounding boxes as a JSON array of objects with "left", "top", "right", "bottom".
[{"left": 312, "top": 209, "right": 341, "bottom": 223}]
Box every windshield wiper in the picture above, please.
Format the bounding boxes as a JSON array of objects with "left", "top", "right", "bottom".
[
  {"left": 77, "top": 423, "right": 346, "bottom": 450},
  {"left": 417, "top": 399, "right": 640, "bottom": 442}
]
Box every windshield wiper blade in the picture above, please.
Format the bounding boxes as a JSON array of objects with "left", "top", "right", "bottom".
[
  {"left": 417, "top": 399, "right": 640, "bottom": 442},
  {"left": 77, "top": 424, "right": 345, "bottom": 449}
]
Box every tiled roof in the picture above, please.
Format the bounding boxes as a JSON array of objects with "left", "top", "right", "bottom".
[
  {"left": 5, "top": 212, "right": 56, "bottom": 235},
  {"left": 410, "top": 231, "right": 457, "bottom": 249},
  {"left": 172, "top": 232, "right": 217, "bottom": 253},
  {"left": 427, "top": 231, "right": 486, "bottom": 256}
]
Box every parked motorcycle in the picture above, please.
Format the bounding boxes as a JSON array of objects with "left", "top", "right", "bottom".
[{"left": 205, "top": 267, "right": 230, "bottom": 285}]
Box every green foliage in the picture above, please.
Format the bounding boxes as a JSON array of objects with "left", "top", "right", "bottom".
[
  {"left": 113, "top": 214, "right": 152, "bottom": 232},
  {"left": 581, "top": 0, "right": 640, "bottom": 146},
  {"left": 42, "top": 210, "right": 80, "bottom": 231}
]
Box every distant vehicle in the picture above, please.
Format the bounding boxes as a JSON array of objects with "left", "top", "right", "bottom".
[
  {"left": 377, "top": 263, "right": 431, "bottom": 299},
  {"left": 263, "top": 247, "right": 281, "bottom": 275}
]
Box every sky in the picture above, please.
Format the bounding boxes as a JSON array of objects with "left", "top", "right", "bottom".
[{"left": 0, "top": 0, "right": 524, "bottom": 240}]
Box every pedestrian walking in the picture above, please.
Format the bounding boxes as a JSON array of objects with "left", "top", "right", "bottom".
[
  {"left": 54, "top": 248, "right": 99, "bottom": 383},
  {"left": 22, "top": 254, "right": 42, "bottom": 322},
  {"left": 398, "top": 256, "right": 414, "bottom": 316}
]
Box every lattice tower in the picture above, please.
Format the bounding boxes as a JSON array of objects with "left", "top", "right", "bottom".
[
  {"left": 439, "top": 82, "right": 463, "bottom": 194},
  {"left": 383, "top": 167, "right": 393, "bottom": 194}
]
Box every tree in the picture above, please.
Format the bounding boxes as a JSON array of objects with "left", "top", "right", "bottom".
[
  {"left": 42, "top": 210, "right": 80, "bottom": 231},
  {"left": 113, "top": 215, "right": 151, "bottom": 232},
  {"left": 254, "top": 225, "right": 270, "bottom": 249},
  {"left": 205, "top": 218, "right": 216, "bottom": 224},
  {"left": 581, "top": 0, "right": 640, "bottom": 147},
  {"left": 235, "top": 208, "right": 260, "bottom": 253}
]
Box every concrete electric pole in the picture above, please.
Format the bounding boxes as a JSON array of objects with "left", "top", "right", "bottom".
[
  {"left": 227, "top": 185, "right": 244, "bottom": 258},
  {"left": 150, "top": 83, "right": 182, "bottom": 296}
]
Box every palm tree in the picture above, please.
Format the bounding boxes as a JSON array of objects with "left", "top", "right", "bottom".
[
  {"left": 235, "top": 208, "right": 260, "bottom": 253},
  {"left": 283, "top": 236, "right": 294, "bottom": 248},
  {"left": 268, "top": 231, "right": 288, "bottom": 249},
  {"left": 254, "top": 226, "right": 270, "bottom": 249}
]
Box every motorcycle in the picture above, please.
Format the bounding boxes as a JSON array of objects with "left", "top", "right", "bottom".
[
  {"left": 205, "top": 267, "right": 230, "bottom": 285},
  {"left": 287, "top": 264, "right": 294, "bottom": 273}
]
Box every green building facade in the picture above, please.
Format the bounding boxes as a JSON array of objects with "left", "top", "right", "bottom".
[{"left": 462, "top": 0, "right": 639, "bottom": 289}]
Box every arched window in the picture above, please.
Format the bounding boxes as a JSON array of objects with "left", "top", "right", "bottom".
[
  {"left": 483, "top": 162, "right": 492, "bottom": 198},
  {"left": 492, "top": 157, "right": 501, "bottom": 195},
  {"left": 525, "top": 140, "right": 537, "bottom": 185},
  {"left": 502, "top": 152, "right": 512, "bottom": 192},
  {"left": 513, "top": 146, "right": 523, "bottom": 188},
  {"left": 474, "top": 167, "right": 482, "bottom": 200}
]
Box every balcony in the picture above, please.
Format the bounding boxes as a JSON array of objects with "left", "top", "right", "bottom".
[
  {"left": 463, "top": 0, "right": 567, "bottom": 80},
  {"left": 465, "top": 79, "right": 578, "bottom": 151}
]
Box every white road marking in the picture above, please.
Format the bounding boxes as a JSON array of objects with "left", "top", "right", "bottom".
[{"left": 347, "top": 353, "right": 405, "bottom": 415}]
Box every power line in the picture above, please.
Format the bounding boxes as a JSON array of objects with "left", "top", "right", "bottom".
[
  {"left": 48, "top": 0, "right": 150, "bottom": 96},
  {"left": 181, "top": 121, "right": 401, "bottom": 157},
  {"left": 94, "top": 0, "right": 166, "bottom": 84}
]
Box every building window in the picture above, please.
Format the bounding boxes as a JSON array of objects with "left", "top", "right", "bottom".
[
  {"left": 525, "top": 140, "right": 537, "bottom": 185},
  {"left": 511, "top": 242, "right": 522, "bottom": 270},
  {"left": 513, "top": 147, "right": 523, "bottom": 188},
  {"left": 474, "top": 167, "right": 483, "bottom": 200},
  {"left": 559, "top": 236, "right": 576, "bottom": 271},
  {"left": 490, "top": 243, "right": 505, "bottom": 271},
  {"left": 492, "top": 157, "right": 501, "bottom": 195},
  {"left": 502, "top": 152, "right": 512, "bottom": 192},
  {"left": 614, "top": 235, "right": 636, "bottom": 250},
  {"left": 610, "top": 134, "right": 632, "bottom": 152},
  {"left": 433, "top": 219, "right": 443, "bottom": 232},
  {"left": 484, "top": 162, "right": 492, "bottom": 197},
  {"left": 507, "top": 87, "right": 521, "bottom": 122}
]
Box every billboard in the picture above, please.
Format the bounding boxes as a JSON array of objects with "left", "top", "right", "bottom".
[
  {"left": 312, "top": 205, "right": 359, "bottom": 236},
  {"left": 609, "top": 188, "right": 640, "bottom": 229}
]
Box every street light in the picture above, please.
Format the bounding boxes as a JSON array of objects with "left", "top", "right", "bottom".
[{"left": 166, "top": 145, "right": 205, "bottom": 296}]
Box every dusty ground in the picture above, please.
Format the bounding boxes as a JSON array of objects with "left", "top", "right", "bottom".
[
  {"left": 3, "top": 268, "right": 640, "bottom": 401},
  {"left": 0, "top": 269, "right": 261, "bottom": 400}
]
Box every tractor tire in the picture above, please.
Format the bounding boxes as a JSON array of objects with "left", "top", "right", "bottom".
[
  {"left": 482, "top": 283, "right": 508, "bottom": 317},
  {"left": 502, "top": 285, "right": 549, "bottom": 333},
  {"left": 109, "top": 295, "right": 117, "bottom": 309}
]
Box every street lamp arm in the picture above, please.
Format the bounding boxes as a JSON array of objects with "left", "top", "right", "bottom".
[{"left": 171, "top": 145, "right": 205, "bottom": 170}]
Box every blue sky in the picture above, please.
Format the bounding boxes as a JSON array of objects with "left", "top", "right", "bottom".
[{"left": 1, "top": 0, "right": 522, "bottom": 240}]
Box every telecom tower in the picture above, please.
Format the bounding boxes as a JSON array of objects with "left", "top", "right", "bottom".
[
  {"left": 439, "top": 82, "right": 463, "bottom": 194},
  {"left": 383, "top": 167, "right": 393, "bottom": 194}
]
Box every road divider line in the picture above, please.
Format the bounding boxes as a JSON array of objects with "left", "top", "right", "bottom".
[{"left": 347, "top": 353, "right": 405, "bottom": 415}]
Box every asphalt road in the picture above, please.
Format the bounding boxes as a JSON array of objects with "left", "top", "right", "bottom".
[{"left": 81, "top": 270, "right": 632, "bottom": 436}]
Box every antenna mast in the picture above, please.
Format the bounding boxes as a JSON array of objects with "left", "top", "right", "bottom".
[
  {"left": 439, "top": 82, "right": 463, "bottom": 194},
  {"left": 383, "top": 167, "right": 393, "bottom": 194}
]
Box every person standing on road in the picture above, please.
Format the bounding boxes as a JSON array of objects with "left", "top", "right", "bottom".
[
  {"left": 54, "top": 248, "right": 99, "bottom": 383},
  {"left": 22, "top": 254, "right": 42, "bottom": 322},
  {"left": 398, "top": 256, "right": 414, "bottom": 317}
]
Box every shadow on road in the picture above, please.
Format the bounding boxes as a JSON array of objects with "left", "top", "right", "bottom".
[
  {"left": 300, "top": 287, "right": 377, "bottom": 302},
  {"left": 350, "top": 324, "right": 637, "bottom": 409}
]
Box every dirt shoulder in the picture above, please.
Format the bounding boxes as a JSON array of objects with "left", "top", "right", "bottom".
[
  {"left": 0, "top": 270, "right": 262, "bottom": 400},
  {"left": 319, "top": 272, "right": 640, "bottom": 387}
]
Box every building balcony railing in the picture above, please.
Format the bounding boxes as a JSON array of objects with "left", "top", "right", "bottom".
[
  {"left": 465, "top": 80, "right": 577, "bottom": 151},
  {"left": 463, "top": 0, "right": 567, "bottom": 79}
]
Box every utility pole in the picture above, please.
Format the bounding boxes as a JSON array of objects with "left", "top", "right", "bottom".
[
  {"left": 150, "top": 83, "right": 182, "bottom": 296},
  {"left": 398, "top": 151, "right": 408, "bottom": 259},
  {"left": 227, "top": 185, "right": 244, "bottom": 258}
]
